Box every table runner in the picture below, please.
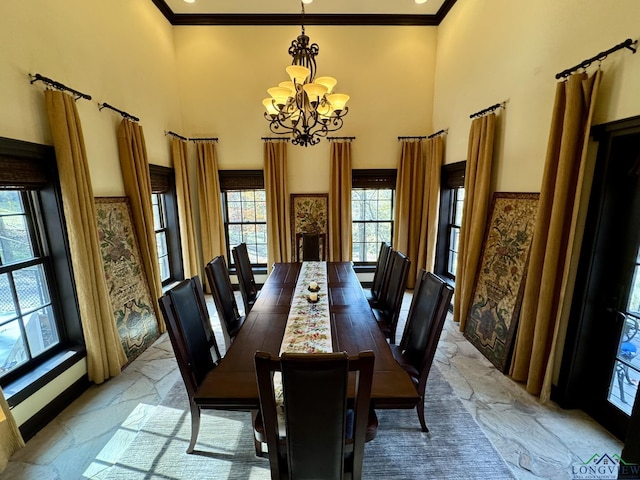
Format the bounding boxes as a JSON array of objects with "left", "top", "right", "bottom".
[
  {"left": 274, "top": 262, "right": 332, "bottom": 431},
  {"left": 279, "top": 261, "right": 332, "bottom": 354}
]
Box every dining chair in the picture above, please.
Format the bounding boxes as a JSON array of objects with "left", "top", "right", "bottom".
[
  {"left": 205, "top": 255, "right": 246, "bottom": 349},
  {"left": 253, "top": 350, "right": 375, "bottom": 480},
  {"left": 232, "top": 242, "right": 260, "bottom": 314},
  {"left": 158, "top": 276, "right": 223, "bottom": 453},
  {"left": 366, "top": 242, "right": 392, "bottom": 307},
  {"left": 390, "top": 270, "right": 453, "bottom": 432},
  {"left": 295, "top": 232, "right": 327, "bottom": 261},
  {"left": 371, "top": 250, "right": 411, "bottom": 344}
]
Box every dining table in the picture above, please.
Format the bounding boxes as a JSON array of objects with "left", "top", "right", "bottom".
[{"left": 194, "top": 261, "right": 419, "bottom": 410}]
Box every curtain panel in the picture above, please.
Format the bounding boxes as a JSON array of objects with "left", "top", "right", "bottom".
[
  {"left": 196, "top": 141, "right": 227, "bottom": 282},
  {"left": 172, "top": 138, "right": 201, "bottom": 278},
  {"left": 0, "top": 387, "right": 24, "bottom": 473},
  {"left": 264, "top": 140, "right": 291, "bottom": 268},
  {"left": 117, "top": 119, "right": 164, "bottom": 332},
  {"left": 328, "top": 141, "right": 352, "bottom": 261},
  {"left": 393, "top": 140, "right": 425, "bottom": 289},
  {"left": 45, "top": 90, "right": 127, "bottom": 382},
  {"left": 417, "top": 136, "right": 444, "bottom": 274},
  {"left": 453, "top": 114, "right": 496, "bottom": 331},
  {"left": 511, "top": 71, "right": 602, "bottom": 398}
]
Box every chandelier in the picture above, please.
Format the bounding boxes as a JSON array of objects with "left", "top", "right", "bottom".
[{"left": 262, "top": 3, "right": 350, "bottom": 147}]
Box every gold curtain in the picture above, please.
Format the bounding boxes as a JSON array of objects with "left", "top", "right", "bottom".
[
  {"left": 45, "top": 90, "right": 126, "bottom": 382},
  {"left": 511, "top": 71, "right": 602, "bottom": 397},
  {"left": 172, "top": 138, "right": 201, "bottom": 278},
  {"left": 328, "top": 141, "right": 352, "bottom": 261},
  {"left": 453, "top": 114, "right": 496, "bottom": 331},
  {"left": 416, "top": 136, "right": 444, "bottom": 274},
  {"left": 0, "top": 387, "right": 24, "bottom": 473},
  {"left": 196, "top": 141, "right": 227, "bottom": 276},
  {"left": 264, "top": 140, "right": 291, "bottom": 268},
  {"left": 393, "top": 140, "right": 425, "bottom": 289},
  {"left": 116, "top": 119, "right": 164, "bottom": 332}
]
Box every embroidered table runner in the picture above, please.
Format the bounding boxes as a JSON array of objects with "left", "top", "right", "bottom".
[
  {"left": 273, "top": 262, "right": 332, "bottom": 430},
  {"left": 279, "top": 261, "right": 332, "bottom": 354}
]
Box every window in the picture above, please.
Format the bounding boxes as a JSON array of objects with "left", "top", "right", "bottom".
[
  {"left": 436, "top": 162, "right": 466, "bottom": 283},
  {"left": 446, "top": 187, "right": 465, "bottom": 278},
  {"left": 151, "top": 193, "right": 170, "bottom": 282},
  {"left": 150, "top": 165, "right": 183, "bottom": 286},
  {"left": 0, "top": 137, "right": 82, "bottom": 388},
  {"left": 351, "top": 169, "right": 396, "bottom": 264},
  {"left": 0, "top": 191, "right": 59, "bottom": 378},
  {"left": 219, "top": 171, "right": 267, "bottom": 267}
]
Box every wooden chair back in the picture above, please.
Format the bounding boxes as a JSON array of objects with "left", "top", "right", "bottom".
[
  {"left": 370, "top": 242, "right": 392, "bottom": 302},
  {"left": 396, "top": 270, "right": 453, "bottom": 431},
  {"left": 158, "top": 276, "right": 221, "bottom": 400},
  {"left": 255, "top": 351, "right": 375, "bottom": 480},
  {"left": 205, "top": 256, "right": 245, "bottom": 346},
  {"left": 232, "top": 242, "right": 259, "bottom": 314},
  {"left": 378, "top": 250, "right": 411, "bottom": 343},
  {"left": 295, "top": 233, "right": 327, "bottom": 262}
]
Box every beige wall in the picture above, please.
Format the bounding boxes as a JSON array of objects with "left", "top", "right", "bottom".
[
  {"left": 0, "top": 0, "right": 182, "bottom": 196},
  {"left": 173, "top": 25, "right": 438, "bottom": 193},
  {"left": 433, "top": 0, "right": 640, "bottom": 192},
  {"left": 0, "top": 0, "right": 180, "bottom": 425},
  {"left": 434, "top": 0, "right": 640, "bottom": 384}
]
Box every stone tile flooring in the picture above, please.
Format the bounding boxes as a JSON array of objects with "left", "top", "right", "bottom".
[{"left": 0, "top": 291, "right": 624, "bottom": 480}]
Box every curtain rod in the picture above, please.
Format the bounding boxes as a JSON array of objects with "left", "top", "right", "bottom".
[
  {"left": 261, "top": 137, "right": 290, "bottom": 142},
  {"left": 99, "top": 102, "right": 139, "bottom": 122},
  {"left": 327, "top": 136, "right": 356, "bottom": 141},
  {"left": 165, "top": 131, "right": 219, "bottom": 143},
  {"left": 29, "top": 73, "right": 92, "bottom": 101},
  {"left": 470, "top": 102, "right": 505, "bottom": 119},
  {"left": 165, "top": 130, "right": 188, "bottom": 141},
  {"left": 398, "top": 136, "right": 426, "bottom": 141},
  {"left": 556, "top": 38, "right": 637, "bottom": 79},
  {"left": 190, "top": 137, "right": 219, "bottom": 142},
  {"left": 427, "top": 128, "right": 448, "bottom": 139}
]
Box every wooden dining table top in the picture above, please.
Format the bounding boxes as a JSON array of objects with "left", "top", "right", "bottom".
[{"left": 195, "top": 262, "right": 419, "bottom": 410}]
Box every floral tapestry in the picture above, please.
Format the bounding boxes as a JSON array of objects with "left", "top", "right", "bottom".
[
  {"left": 95, "top": 197, "right": 159, "bottom": 364},
  {"left": 290, "top": 194, "right": 328, "bottom": 262},
  {"left": 463, "top": 192, "right": 539, "bottom": 372}
]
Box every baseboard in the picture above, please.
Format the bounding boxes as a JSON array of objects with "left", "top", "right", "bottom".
[{"left": 19, "top": 374, "right": 91, "bottom": 441}]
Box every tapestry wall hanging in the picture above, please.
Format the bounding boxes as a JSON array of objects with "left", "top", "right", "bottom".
[
  {"left": 463, "top": 192, "right": 539, "bottom": 372},
  {"left": 290, "top": 194, "right": 328, "bottom": 262},
  {"left": 95, "top": 197, "right": 159, "bottom": 364}
]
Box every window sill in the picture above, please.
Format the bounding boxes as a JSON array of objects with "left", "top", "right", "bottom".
[
  {"left": 352, "top": 264, "right": 376, "bottom": 275},
  {"left": 3, "top": 346, "right": 86, "bottom": 407}
]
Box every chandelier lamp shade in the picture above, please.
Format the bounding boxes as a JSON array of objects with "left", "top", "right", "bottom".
[{"left": 263, "top": 5, "right": 349, "bottom": 147}]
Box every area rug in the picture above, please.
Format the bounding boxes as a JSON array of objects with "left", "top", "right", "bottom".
[{"left": 98, "top": 366, "right": 515, "bottom": 479}]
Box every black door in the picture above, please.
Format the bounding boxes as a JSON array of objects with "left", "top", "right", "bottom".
[{"left": 558, "top": 116, "right": 640, "bottom": 440}]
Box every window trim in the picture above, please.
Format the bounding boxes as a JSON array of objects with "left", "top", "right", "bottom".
[
  {"left": 219, "top": 170, "right": 267, "bottom": 270},
  {"left": 435, "top": 161, "right": 466, "bottom": 286},
  {"left": 0, "top": 136, "right": 84, "bottom": 393},
  {"left": 149, "top": 165, "right": 183, "bottom": 286},
  {"left": 351, "top": 169, "right": 396, "bottom": 268}
]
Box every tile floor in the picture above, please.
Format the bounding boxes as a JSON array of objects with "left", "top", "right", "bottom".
[{"left": 0, "top": 292, "right": 625, "bottom": 480}]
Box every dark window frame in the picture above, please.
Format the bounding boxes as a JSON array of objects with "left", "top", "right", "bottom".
[
  {"left": 149, "top": 165, "right": 183, "bottom": 287},
  {"left": 219, "top": 170, "right": 267, "bottom": 272},
  {"left": 435, "top": 161, "right": 466, "bottom": 287},
  {"left": 351, "top": 169, "right": 397, "bottom": 269},
  {"left": 0, "top": 136, "right": 84, "bottom": 404}
]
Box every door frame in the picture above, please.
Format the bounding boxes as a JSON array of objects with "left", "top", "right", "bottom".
[{"left": 555, "top": 115, "right": 640, "bottom": 440}]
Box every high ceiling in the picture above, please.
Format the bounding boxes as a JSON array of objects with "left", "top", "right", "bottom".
[{"left": 151, "top": 0, "right": 456, "bottom": 25}]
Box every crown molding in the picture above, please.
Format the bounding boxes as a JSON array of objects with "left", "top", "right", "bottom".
[{"left": 150, "top": 0, "right": 457, "bottom": 26}]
